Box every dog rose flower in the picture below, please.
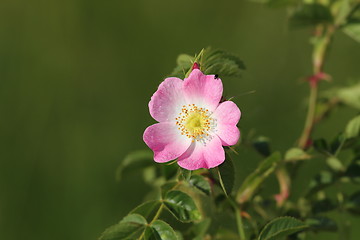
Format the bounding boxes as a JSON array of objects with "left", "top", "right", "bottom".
[{"left": 143, "top": 68, "right": 241, "bottom": 170}]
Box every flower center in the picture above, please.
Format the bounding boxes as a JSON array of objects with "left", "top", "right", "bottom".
[{"left": 175, "top": 104, "right": 215, "bottom": 143}]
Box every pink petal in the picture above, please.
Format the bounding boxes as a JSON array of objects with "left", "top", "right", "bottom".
[
  {"left": 143, "top": 122, "right": 191, "bottom": 163},
  {"left": 213, "top": 101, "right": 241, "bottom": 146},
  {"left": 177, "top": 136, "right": 225, "bottom": 170},
  {"left": 183, "top": 69, "right": 223, "bottom": 111},
  {"left": 149, "top": 77, "right": 186, "bottom": 122}
]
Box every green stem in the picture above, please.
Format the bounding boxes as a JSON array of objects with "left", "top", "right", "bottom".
[
  {"left": 150, "top": 203, "right": 164, "bottom": 224},
  {"left": 138, "top": 203, "right": 165, "bottom": 240},
  {"left": 298, "top": 82, "right": 318, "bottom": 149},
  {"left": 229, "top": 198, "right": 246, "bottom": 240}
]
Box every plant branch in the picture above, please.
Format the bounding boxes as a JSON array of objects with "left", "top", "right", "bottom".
[
  {"left": 298, "top": 25, "right": 335, "bottom": 149},
  {"left": 229, "top": 198, "right": 246, "bottom": 240}
]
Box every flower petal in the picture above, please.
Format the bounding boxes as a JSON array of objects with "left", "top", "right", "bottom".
[
  {"left": 149, "top": 77, "right": 186, "bottom": 122},
  {"left": 177, "top": 136, "right": 225, "bottom": 170},
  {"left": 143, "top": 122, "right": 191, "bottom": 163},
  {"left": 213, "top": 101, "right": 241, "bottom": 146},
  {"left": 183, "top": 69, "right": 223, "bottom": 111}
]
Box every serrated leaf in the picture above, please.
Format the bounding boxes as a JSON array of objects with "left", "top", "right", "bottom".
[
  {"left": 345, "top": 115, "right": 360, "bottom": 139},
  {"left": 253, "top": 136, "right": 271, "bottom": 157},
  {"left": 258, "top": 216, "right": 308, "bottom": 240},
  {"left": 305, "top": 216, "right": 337, "bottom": 232},
  {"left": 144, "top": 220, "right": 178, "bottom": 240},
  {"left": 164, "top": 190, "right": 201, "bottom": 222},
  {"left": 130, "top": 200, "right": 162, "bottom": 220},
  {"left": 189, "top": 175, "right": 211, "bottom": 195},
  {"left": 201, "top": 48, "right": 246, "bottom": 77},
  {"left": 116, "top": 150, "right": 154, "bottom": 181},
  {"left": 237, "top": 152, "right": 281, "bottom": 203},
  {"left": 217, "top": 155, "right": 235, "bottom": 196},
  {"left": 343, "top": 23, "right": 360, "bottom": 43},
  {"left": 289, "top": 4, "right": 333, "bottom": 28},
  {"left": 170, "top": 47, "right": 245, "bottom": 79},
  {"left": 99, "top": 214, "right": 147, "bottom": 240},
  {"left": 285, "top": 148, "right": 311, "bottom": 162}
]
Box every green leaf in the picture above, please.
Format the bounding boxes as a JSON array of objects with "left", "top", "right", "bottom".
[
  {"left": 130, "top": 200, "right": 162, "bottom": 220},
  {"left": 217, "top": 155, "right": 235, "bottom": 196},
  {"left": 144, "top": 220, "right": 178, "bottom": 240},
  {"left": 322, "top": 82, "right": 360, "bottom": 110},
  {"left": 305, "top": 216, "right": 337, "bottom": 232},
  {"left": 330, "top": 133, "right": 345, "bottom": 154},
  {"left": 189, "top": 175, "right": 211, "bottom": 195},
  {"left": 258, "top": 216, "right": 308, "bottom": 240},
  {"left": 116, "top": 150, "right": 154, "bottom": 181},
  {"left": 326, "top": 157, "right": 345, "bottom": 172},
  {"left": 164, "top": 190, "right": 202, "bottom": 222},
  {"left": 345, "top": 190, "right": 360, "bottom": 215},
  {"left": 161, "top": 163, "right": 178, "bottom": 180},
  {"left": 161, "top": 181, "right": 179, "bottom": 199},
  {"left": 201, "top": 48, "right": 246, "bottom": 77},
  {"left": 333, "top": 0, "right": 351, "bottom": 26},
  {"left": 170, "top": 47, "right": 245, "bottom": 79},
  {"left": 99, "top": 214, "right": 147, "bottom": 240},
  {"left": 343, "top": 23, "right": 360, "bottom": 43},
  {"left": 285, "top": 148, "right": 311, "bottom": 162},
  {"left": 345, "top": 115, "right": 360, "bottom": 139},
  {"left": 347, "top": 4, "right": 360, "bottom": 24},
  {"left": 179, "top": 168, "right": 192, "bottom": 182},
  {"left": 289, "top": 4, "right": 333, "bottom": 28},
  {"left": 253, "top": 136, "right": 271, "bottom": 157},
  {"left": 237, "top": 152, "right": 281, "bottom": 203}
]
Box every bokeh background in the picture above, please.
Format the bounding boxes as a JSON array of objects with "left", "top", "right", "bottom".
[{"left": 1, "top": 0, "right": 360, "bottom": 239}]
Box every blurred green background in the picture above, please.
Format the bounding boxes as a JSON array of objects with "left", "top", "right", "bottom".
[{"left": 1, "top": 0, "right": 360, "bottom": 239}]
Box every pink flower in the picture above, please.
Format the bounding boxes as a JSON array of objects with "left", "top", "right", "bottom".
[{"left": 143, "top": 69, "right": 241, "bottom": 170}]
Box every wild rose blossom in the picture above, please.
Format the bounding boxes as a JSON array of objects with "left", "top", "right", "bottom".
[{"left": 143, "top": 67, "right": 241, "bottom": 170}]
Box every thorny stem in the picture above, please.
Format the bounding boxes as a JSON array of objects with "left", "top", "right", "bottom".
[{"left": 298, "top": 25, "right": 334, "bottom": 149}]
